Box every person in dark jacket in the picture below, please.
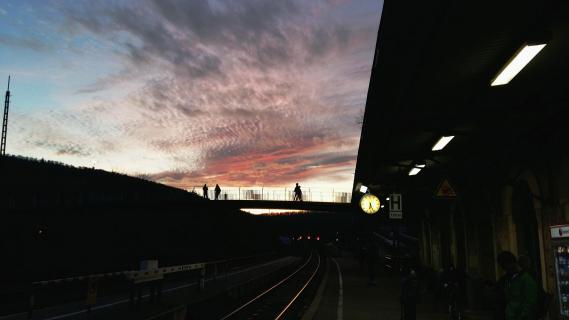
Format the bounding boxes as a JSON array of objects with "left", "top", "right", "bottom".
[
  {"left": 491, "top": 274, "right": 508, "bottom": 320},
  {"left": 497, "top": 251, "right": 538, "bottom": 320},
  {"left": 400, "top": 264, "right": 419, "bottom": 320}
]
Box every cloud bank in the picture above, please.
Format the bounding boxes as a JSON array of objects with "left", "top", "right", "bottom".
[{"left": 3, "top": 0, "right": 381, "bottom": 190}]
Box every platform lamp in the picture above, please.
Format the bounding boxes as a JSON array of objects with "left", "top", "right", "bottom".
[
  {"left": 491, "top": 31, "right": 551, "bottom": 86},
  {"left": 408, "top": 162, "right": 426, "bottom": 176}
]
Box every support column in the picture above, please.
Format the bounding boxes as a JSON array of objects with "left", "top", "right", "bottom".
[{"left": 497, "top": 185, "right": 518, "bottom": 255}]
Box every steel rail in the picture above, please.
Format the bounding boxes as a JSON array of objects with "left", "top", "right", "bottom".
[
  {"left": 275, "top": 252, "right": 321, "bottom": 319},
  {"left": 219, "top": 252, "right": 316, "bottom": 320}
]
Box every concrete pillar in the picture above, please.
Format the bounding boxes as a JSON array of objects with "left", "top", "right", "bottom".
[
  {"left": 501, "top": 185, "right": 518, "bottom": 255},
  {"left": 430, "top": 219, "right": 442, "bottom": 271},
  {"left": 420, "top": 219, "right": 430, "bottom": 266},
  {"left": 449, "top": 208, "right": 457, "bottom": 267},
  {"left": 559, "top": 157, "right": 569, "bottom": 221}
]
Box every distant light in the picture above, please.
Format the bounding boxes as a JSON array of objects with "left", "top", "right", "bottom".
[
  {"left": 38, "top": 229, "right": 43, "bottom": 235},
  {"left": 241, "top": 208, "right": 305, "bottom": 215},
  {"left": 316, "top": 236, "right": 320, "bottom": 241},
  {"left": 408, "top": 164, "right": 425, "bottom": 176},
  {"left": 359, "top": 185, "right": 368, "bottom": 193},
  {"left": 336, "top": 238, "right": 339, "bottom": 242},
  {"left": 381, "top": 205, "right": 385, "bottom": 208},
  {"left": 299, "top": 236, "right": 302, "bottom": 240},
  {"left": 432, "top": 136, "right": 455, "bottom": 151},
  {"left": 386, "top": 197, "right": 390, "bottom": 201},
  {"left": 307, "top": 235, "right": 311, "bottom": 240},
  {"left": 491, "top": 44, "right": 546, "bottom": 86}
]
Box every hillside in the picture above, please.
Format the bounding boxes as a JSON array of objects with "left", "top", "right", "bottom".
[
  {"left": 0, "top": 155, "right": 276, "bottom": 285},
  {"left": 0, "top": 155, "right": 203, "bottom": 210}
]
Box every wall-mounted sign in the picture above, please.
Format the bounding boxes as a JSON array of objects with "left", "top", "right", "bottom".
[
  {"left": 389, "top": 193, "right": 402, "bottom": 219},
  {"left": 434, "top": 179, "right": 457, "bottom": 198},
  {"left": 551, "top": 225, "right": 569, "bottom": 239}
]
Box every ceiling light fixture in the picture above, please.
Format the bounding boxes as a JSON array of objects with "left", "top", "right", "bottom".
[
  {"left": 432, "top": 135, "right": 455, "bottom": 151},
  {"left": 491, "top": 43, "right": 546, "bottom": 86},
  {"left": 408, "top": 164, "right": 425, "bottom": 176}
]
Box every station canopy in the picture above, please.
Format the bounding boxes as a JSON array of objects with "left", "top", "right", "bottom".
[{"left": 354, "top": 0, "right": 569, "bottom": 195}]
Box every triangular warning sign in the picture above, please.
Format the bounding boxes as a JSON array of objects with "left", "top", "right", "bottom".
[{"left": 435, "top": 179, "right": 457, "bottom": 198}]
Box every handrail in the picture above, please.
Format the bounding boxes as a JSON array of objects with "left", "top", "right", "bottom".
[{"left": 188, "top": 186, "right": 352, "bottom": 203}]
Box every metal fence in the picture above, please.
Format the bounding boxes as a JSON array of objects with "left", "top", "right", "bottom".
[
  {"left": 187, "top": 186, "right": 352, "bottom": 203},
  {"left": 25, "top": 253, "right": 275, "bottom": 320}
]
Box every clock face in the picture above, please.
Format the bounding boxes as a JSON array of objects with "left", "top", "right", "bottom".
[{"left": 360, "top": 194, "right": 381, "bottom": 214}]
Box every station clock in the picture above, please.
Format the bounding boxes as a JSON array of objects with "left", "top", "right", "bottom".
[{"left": 359, "top": 193, "right": 381, "bottom": 214}]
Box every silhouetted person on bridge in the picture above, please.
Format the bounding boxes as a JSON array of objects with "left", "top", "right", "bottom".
[
  {"left": 202, "top": 184, "right": 209, "bottom": 199},
  {"left": 214, "top": 184, "right": 221, "bottom": 200},
  {"left": 293, "top": 183, "right": 303, "bottom": 201}
]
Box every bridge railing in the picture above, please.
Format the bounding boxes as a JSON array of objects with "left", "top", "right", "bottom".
[{"left": 187, "top": 186, "right": 352, "bottom": 203}]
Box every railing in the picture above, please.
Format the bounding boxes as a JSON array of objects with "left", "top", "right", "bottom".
[
  {"left": 187, "top": 186, "right": 352, "bottom": 203},
  {"left": 24, "top": 253, "right": 274, "bottom": 319}
]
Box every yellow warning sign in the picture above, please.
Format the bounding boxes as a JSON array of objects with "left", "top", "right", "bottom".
[{"left": 435, "top": 179, "right": 457, "bottom": 198}]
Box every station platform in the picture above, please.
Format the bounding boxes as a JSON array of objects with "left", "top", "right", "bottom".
[{"left": 306, "top": 253, "right": 492, "bottom": 320}]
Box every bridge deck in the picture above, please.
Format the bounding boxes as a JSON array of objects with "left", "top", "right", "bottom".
[{"left": 212, "top": 200, "right": 354, "bottom": 212}]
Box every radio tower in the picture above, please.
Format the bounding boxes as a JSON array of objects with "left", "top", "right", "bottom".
[{"left": 1, "top": 76, "right": 10, "bottom": 156}]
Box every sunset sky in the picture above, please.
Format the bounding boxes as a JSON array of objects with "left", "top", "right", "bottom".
[{"left": 0, "top": 0, "right": 382, "bottom": 191}]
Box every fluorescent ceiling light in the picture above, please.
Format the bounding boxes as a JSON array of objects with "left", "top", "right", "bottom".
[
  {"left": 408, "top": 164, "right": 425, "bottom": 176},
  {"left": 359, "top": 185, "right": 368, "bottom": 193},
  {"left": 491, "top": 44, "right": 546, "bottom": 86},
  {"left": 408, "top": 168, "right": 421, "bottom": 176},
  {"left": 432, "top": 136, "right": 455, "bottom": 151}
]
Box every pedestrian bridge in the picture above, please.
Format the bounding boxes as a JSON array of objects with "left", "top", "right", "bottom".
[
  {"left": 189, "top": 186, "right": 354, "bottom": 213},
  {"left": 189, "top": 186, "right": 352, "bottom": 203}
]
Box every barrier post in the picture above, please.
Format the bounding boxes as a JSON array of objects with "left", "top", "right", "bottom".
[
  {"left": 157, "top": 280, "right": 163, "bottom": 303},
  {"left": 129, "top": 280, "right": 135, "bottom": 309},
  {"left": 86, "top": 277, "right": 98, "bottom": 313},
  {"left": 225, "top": 261, "right": 229, "bottom": 282},
  {"left": 27, "top": 284, "right": 35, "bottom": 319},
  {"left": 199, "top": 266, "right": 206, "bottom": 291}
]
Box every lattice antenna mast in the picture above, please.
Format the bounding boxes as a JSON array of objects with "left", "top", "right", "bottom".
[{"left": 1, "top": 76, "right": 11, "bottom": 156}]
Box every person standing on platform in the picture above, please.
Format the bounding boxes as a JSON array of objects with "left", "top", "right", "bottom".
[
  {"left": 202, "top": 184, "right": 209, "bottom": 199},
  {"left": 497, "top": 251, "right": 538, "bottom": 320},
  {"left": 400, "top": 263, "right": 418, "bottom": 320},
  {"left": 367, "top": 239, "right": 379, "bottom": 285},
  {"left": 517, "top": 255, "right": 550, "bottom": 320},
  {"left": 214, "top": 184, "right": 221, "bottom": 200}
]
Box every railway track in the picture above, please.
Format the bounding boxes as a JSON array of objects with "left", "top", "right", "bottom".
[{"left": 219, "top": 251, "right": 321, "bottom": 320}]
